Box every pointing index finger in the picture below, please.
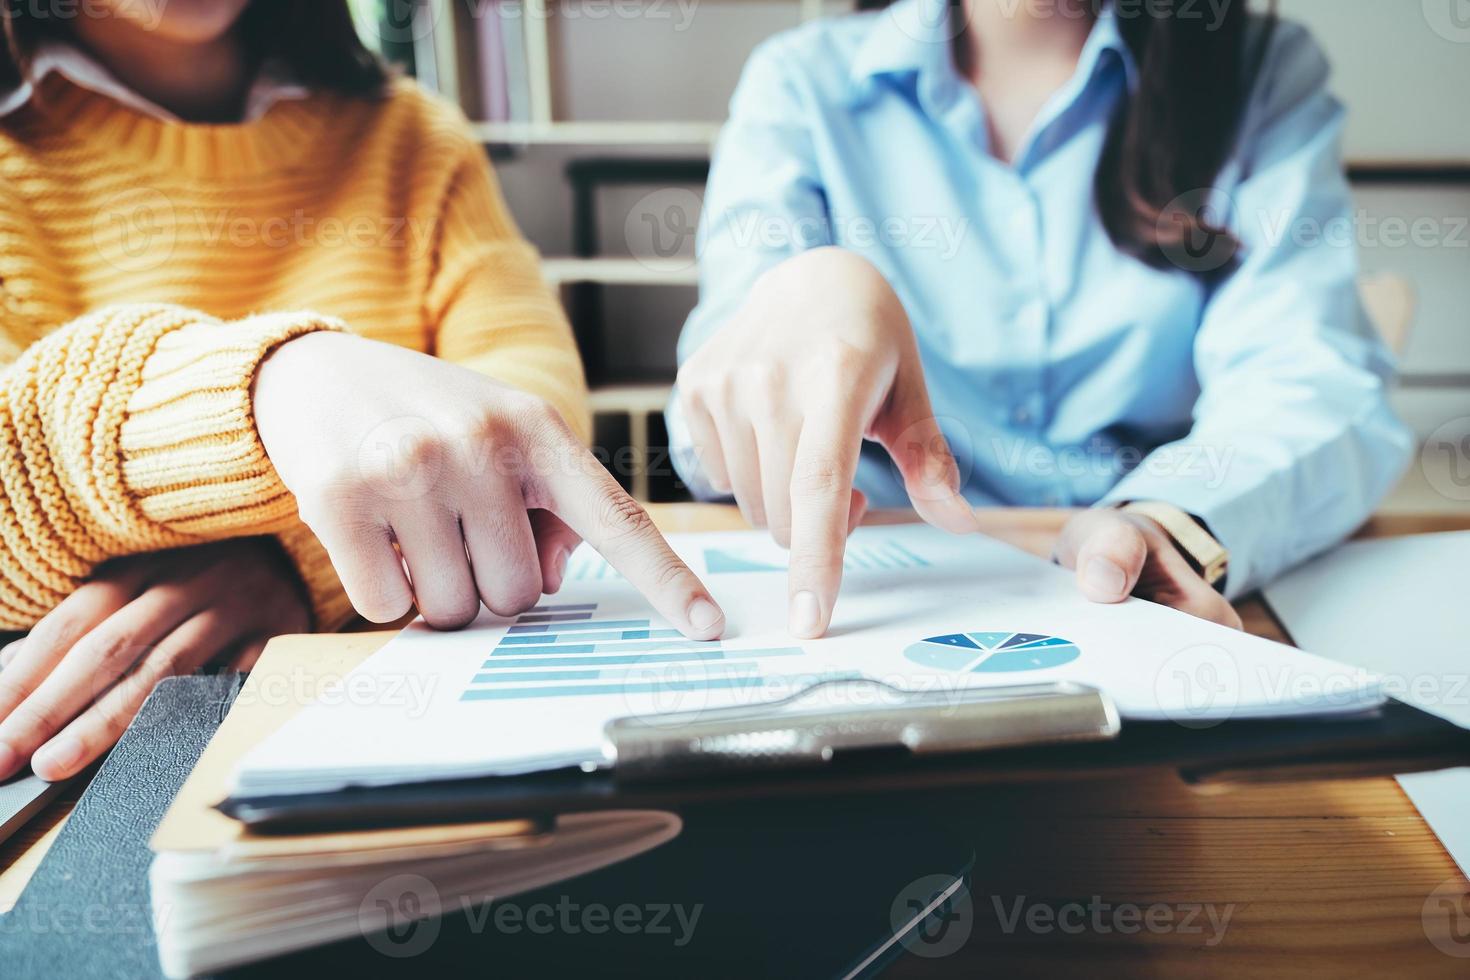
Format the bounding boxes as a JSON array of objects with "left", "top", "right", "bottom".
[
  {"left": 785, "top": 412, "right": 866, "bottom": 639},
  {"left": 536, "top": 442, "right": 725, "bottom": 641}
]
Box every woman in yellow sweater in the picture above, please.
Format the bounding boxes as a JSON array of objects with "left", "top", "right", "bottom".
[{"left": 0, "top": 0, "right": 724, "bottom": 782}]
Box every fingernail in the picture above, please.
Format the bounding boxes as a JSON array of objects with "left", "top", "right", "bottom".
[
  {"left": 789, "top": 590, "right": 823, "bottom": 637},
  {"left": 551, "top": 546, "right": 570, "bottom": 588},
  {"left": 0, "top": 741, "right": 17, "bottom": 778},
  {"left": 1084, "top": 557, "right": 1127, "bottom": 598},
  {"left": 33, "top": 735, "right": 83, "bottom": 779},
  {"left": 937, "top": 493, "right": 981, "bottom": 533},
  {"left": 687, "top": 597, "right": 722, "bottom": 635}
]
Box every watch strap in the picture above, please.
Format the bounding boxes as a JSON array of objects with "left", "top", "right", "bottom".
[{"left": 1118, "top": 500, "right": 1229, "bottom": 589}]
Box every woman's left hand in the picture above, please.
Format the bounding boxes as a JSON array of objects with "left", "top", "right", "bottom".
[
  {"left": 0, "top": 538, "right": 310, "bottom": 782},
  {"left": 1053, "top": 509, "right": 1242, "bottom": 629}
]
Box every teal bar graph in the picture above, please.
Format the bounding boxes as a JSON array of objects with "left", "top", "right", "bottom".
[
  {"left": 515, "top": 611, "right": 595, "bottom": 625},
  {"left": 498, "top": 629, "right": 681, "bottom": 645},
  {"left": 480, "top": 647, "right": 802, "bottom": 670},
  {"left": 508, "top": 619, "right": 650, "bottom": 635},
  {"left": 463, "top": 675, "right": 766, "bottom": 701},
  {"left": 484, "top": 650, "right": 725, "bottom": 669},
  {"left": 702, "top": 538, "right": 934, "bottom": 575},
  {"left": 491, "top": 640, "right": 715, "bottom": 657},
  {"left": 473, "top": 663, "right": 760, "bottom": 685},
  {"left": 470, "top": 602, "right": 806, "bottom": 704}
]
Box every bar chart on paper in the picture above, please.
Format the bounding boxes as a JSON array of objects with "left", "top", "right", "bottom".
[
  {"left": 461, "top": 603, "right": 814, "bottom": 702},
  {"left": 559, "top": 537, "right": 937, "bottom": 582},
  {"left": 703, "top": 538, "right": 933, "bottom": 575}
]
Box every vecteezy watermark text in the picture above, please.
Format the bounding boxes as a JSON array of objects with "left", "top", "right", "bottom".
[
  {"left": 991, "top": 894, "right": 1237, "bottom": 945},
  {"left": 360, "top": 875, "right": 703, "bottom": 960}
]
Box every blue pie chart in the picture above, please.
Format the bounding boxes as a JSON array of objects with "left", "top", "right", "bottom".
[{"left": 903, "top": 632, "right": 1080, "bottom": 674}]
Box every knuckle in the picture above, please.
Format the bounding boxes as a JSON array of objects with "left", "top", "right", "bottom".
[
  {"left": 86, "top": 627, "right": 148, "bottom": 673},
  {"left": 135, "top": 643, "right": 191, "bottom": 683},
  {"left": 598, "top": 492, "right": 656, "bottom": 541},
  {"left": 0, "top": 676, "right": 29, "bottom": 712},
  {"left": 505, "top": 398, "right": 576, "bottom": 466},
  {"left": 355, "top": 588, "right": 413, "bottom": 625},
  {"left": 143, "top": 579, "right": 191, "bottom": 608},
  {"left": 788, "top": 548, "right": 840, "bottom": 582},
  {"left": 675, "top": 366, "right": 707, "bottom": 402},
  {"left": 790, "top": 455, "right": 848, "bottom": 499},
  {"left": 80, "top": 575, "right": 136, "bottom": 607},
  {"left": 741, "top": 359, "right": 782, "bottom": 391},
  {"left": 711, "top": 370, "right": 740, "bottom": 407},
  {"left": 509, "top": 392, "right": 559, "bottom": 432},
  {"left": 1092, "top": 519, "right": 1148, "bottom": 565},
  {"left": 649, "top": 553, "right": 690, "bottom": 593},
  {"left": 9, "top": 699, "right": 63, "bottom": 740},
  {"left": 483, "top": 576, "right": 542, "bottom": 618},
  {"left": 1119, "top": 526, "right": 1150, "bottom": 564},
  {"left": 823, "top": 339, "right": 868, "bottom": 375},
  {"left": 418, "top": 592, "right": 481, "bottom": 631},
  {"left": 461, "top": 406, "right": 516, "bottom": 448},
  {"left": 397, "top": 430, "right": 448, "bottom": 470},
  {"left": 93, "top": 697, "right": 142, "bottom": 738}
]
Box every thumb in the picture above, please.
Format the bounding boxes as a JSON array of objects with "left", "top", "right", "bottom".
[
  {"left": 1058, "top": 511, "right": 1148, "bottom": 604},
  {"left": 529, "top": 509, "right": 584, "bottom": 595},
  {"left": 872, "top": 370, "right": 978, "bottom": 534}
]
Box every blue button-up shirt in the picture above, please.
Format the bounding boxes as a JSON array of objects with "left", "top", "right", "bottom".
[{"left": 670, "top": 0, "right": 1412, "bottom": 597}]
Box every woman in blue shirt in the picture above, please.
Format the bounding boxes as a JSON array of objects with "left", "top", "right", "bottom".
[{"left": 671, "top": 0, "right": 1411, "bottom": 638}]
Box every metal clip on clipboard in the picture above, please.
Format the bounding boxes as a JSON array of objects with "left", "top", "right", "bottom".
[{"left": 604, "top": 678, "right": 1121, "bottom": 781}]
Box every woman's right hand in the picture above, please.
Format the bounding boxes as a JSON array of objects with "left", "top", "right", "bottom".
[
  {"left": 252, "top": 332, "right": 724, "bottom": 639},
  {"left": 676, "top": 247, "right": 978, "bottom": 639}
]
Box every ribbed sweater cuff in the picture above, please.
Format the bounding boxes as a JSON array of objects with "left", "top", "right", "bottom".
[
  {"left": 120, "top": 311, "right": 345, "bottom": 534},
  {"left": 274, "top": 522, "right": 358, "bottom": 632}
]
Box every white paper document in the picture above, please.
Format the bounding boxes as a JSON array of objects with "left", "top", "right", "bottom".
[
  {"left": 1265, "top": 530, "right": 1470, "bottom": 876},
  {"left": 1264, "top": 531, "right": 1470, "bottom": 728},
  {"left": 234, "top": 526, "right": 1384, "bottom": 796}
]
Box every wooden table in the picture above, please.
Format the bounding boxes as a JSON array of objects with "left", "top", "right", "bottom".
[{"left": 2, "top": 505, "right": 1468, "bottom": 977}]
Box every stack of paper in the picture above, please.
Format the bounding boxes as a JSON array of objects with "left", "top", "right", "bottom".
[{"left": 148, "top": 635, "right": 679, "bottom": 979}]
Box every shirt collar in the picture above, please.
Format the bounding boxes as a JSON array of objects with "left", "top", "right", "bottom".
[
  {"left": 849, "top": 0, "right": 955, "bottom": 89},
  {"left": 849, "top": 0, "right": 1138, "bottom": 103},
  {"left": 1075, "top": 4, "right": 1137, "bottom": 93},
  {"left": 0, "top": 41, "right": 310, "bottom": 122}
]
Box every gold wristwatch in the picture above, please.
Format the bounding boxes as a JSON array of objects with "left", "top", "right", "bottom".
[{"left": 1118, "top": 500, "right": 1229, "bottom": 590}]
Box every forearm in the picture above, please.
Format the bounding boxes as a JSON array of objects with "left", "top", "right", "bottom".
[
  {"left": 1101, "top": 382, "right": 1411, "bottom": 597},
  {"left": 0, "top": 304, "right": 341, "bottom": 629}
]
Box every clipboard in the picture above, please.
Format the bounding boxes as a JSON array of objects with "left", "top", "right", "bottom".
[{"left": 213, "top": 633, "right": 1470, "bottom": 834}]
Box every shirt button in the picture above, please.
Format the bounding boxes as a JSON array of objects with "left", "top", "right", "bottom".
[{"left": 1012, "top": 405, "right": 1032, "bottom": 425}]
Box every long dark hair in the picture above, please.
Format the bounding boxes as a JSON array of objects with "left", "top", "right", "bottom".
[
  {"left": 860, "top": 0, "right": 1272, "bottom": 272},
  {"left": 0, "top": 0, "right": 388, "bottom": 96}
]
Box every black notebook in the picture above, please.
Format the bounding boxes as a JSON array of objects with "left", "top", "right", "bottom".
[{"left": 0, "top": 673, "right": 244, "bottom": 979}]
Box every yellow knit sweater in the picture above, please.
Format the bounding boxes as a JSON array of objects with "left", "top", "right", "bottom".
[{"left": 0, "top": 75, "right": 588, "bottom": 632}]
